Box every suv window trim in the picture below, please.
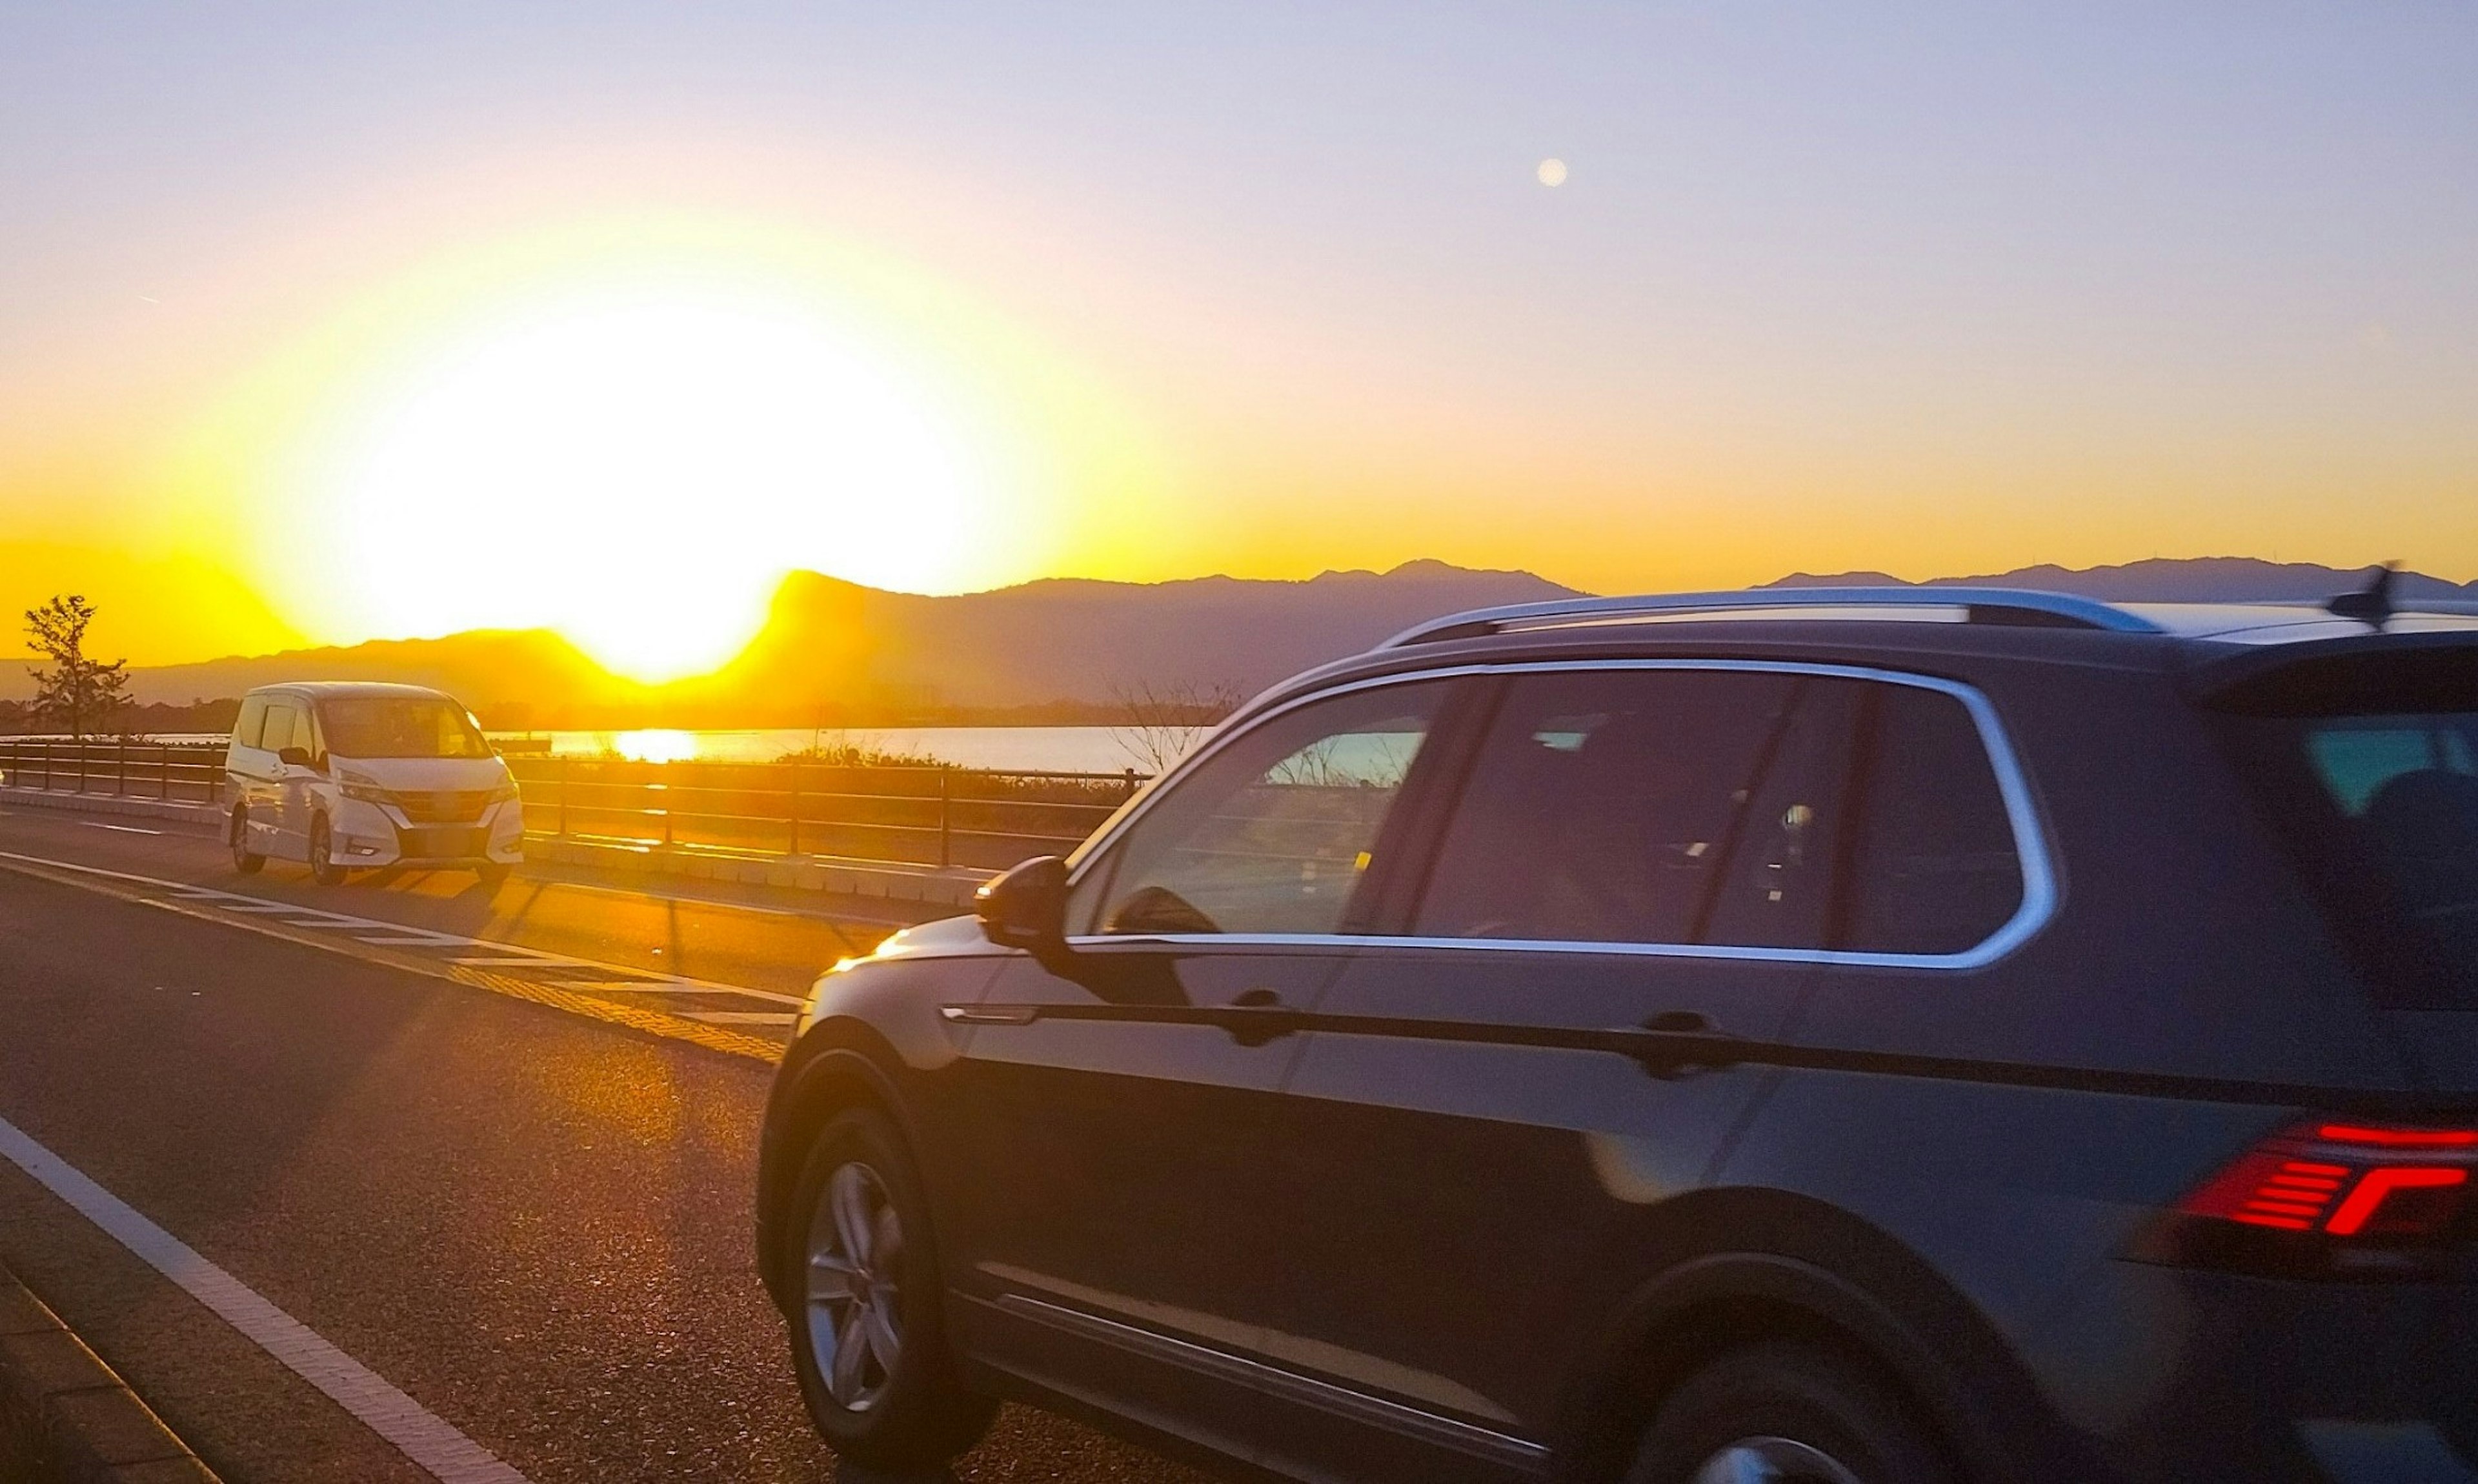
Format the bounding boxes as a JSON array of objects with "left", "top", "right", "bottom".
[{"left": 1063, "top": 659, "right": 2058, "bottom": 972}]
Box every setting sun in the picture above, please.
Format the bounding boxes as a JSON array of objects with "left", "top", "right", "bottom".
[{"left": 278, "top": 275, "right": 1015, "bottom": 681}]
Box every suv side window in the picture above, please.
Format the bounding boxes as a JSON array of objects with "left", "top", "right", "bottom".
[
  {"left": 1838, "top": 683, "right": 2024, "bottom": 954},
  {"left": 1411, "top": 669, "right": 1854, "bottom": 947},
  {"left": 1071, "top": 682, "right": 1448, "bottom": 938}
]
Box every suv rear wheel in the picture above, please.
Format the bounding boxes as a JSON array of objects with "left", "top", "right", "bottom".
[
  {"left": 1627, "top": 1341, "right": 1952, "bottom": 1484},
  {"left": 783, "top": 1107, "right": 995, "bottom": 1473}
]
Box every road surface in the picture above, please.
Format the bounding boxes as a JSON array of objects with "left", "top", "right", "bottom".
[{"left": 0, "top": 802, "right": 1210, "bottom": 1483}]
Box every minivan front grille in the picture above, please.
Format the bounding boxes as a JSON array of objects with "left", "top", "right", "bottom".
[{"left": 394, "top": 790, "right": 491, "bottom": 824}]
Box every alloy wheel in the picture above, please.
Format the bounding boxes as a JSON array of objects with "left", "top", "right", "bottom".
[
  {"left": 1691, "top": 1437, "right": 1866, "bottom": 1484},
  {"left": 804, "top": 1161, "right": 905, "bottom": 1413}
]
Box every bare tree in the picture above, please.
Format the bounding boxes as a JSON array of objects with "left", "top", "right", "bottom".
[
  {"left": 1108, "top": 678, "right": 1242, "bottom": 775},
  {"left": 24, "top": 594, "right": 130, "bottom": 739}
]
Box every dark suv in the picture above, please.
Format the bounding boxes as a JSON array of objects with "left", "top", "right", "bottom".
[{"left": 756, "top": 585, "right": 2478, "bottom": 1484}]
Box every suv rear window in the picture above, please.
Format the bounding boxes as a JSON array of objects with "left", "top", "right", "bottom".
[
  {"left": 1407, "top": 668, "right": 2026, "bottom": 956},
  {"left": 2221, "top": 704, "right": 2478, "bottom": 1008}
]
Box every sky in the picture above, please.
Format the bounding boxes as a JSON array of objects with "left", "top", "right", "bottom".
[{"left": 5, "top": 2, "right": 2476, "bottom": 677}]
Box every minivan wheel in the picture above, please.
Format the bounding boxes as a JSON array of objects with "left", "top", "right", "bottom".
[
  {"left": 308, "top": 816, "right": 348, "bottom": 886},
  {"left": 783, "top": 1108, "right": 995, "bottom": 1472},
  {"left": 1627, "top": 1342, "right": 1952, "bottom": 1484},
  {"left": 230, "top": 808, "right": 265, "bottom": 875}
]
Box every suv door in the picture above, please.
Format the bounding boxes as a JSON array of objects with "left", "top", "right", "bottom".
[
  {"left": 1247, "top": 663, "right": 1873, "bottom": 1478},
  {"left": 938, "top": 677, "right": 1467, "bottom": 1467}
]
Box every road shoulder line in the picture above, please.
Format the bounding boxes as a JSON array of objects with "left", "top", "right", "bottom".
[
  {"left": 0, "top": 1258, "right": 220, "bottom": 1483},
  {"left": 0, "top": 1118, "right": 527, "bottom": 1484}
]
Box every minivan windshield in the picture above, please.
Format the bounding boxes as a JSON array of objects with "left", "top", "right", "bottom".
[
  {"left": 2224, "top": 699, "right": 2478, "bottom": 1008},
  {"left": 317, "top": 696, "right": 494, "bottom": 760}
]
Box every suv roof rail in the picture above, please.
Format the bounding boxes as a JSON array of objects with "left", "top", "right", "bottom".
[{"left": 1381, "top": 586, "right": 2166, "bottom": 648}]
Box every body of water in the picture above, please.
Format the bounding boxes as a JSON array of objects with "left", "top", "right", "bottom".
[{"left": 498, "top": 726, "right": 1155, "bottom": 773}]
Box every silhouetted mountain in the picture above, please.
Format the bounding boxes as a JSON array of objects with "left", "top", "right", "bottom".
[
  {"left": 103, "top": 629, "right": 647, "bottom": 720},
  {"left": 68, "top": 560, "right": 1575, "bottom": 725},
  {"left": 681, "top": 559, "right": 1577, "bottom": 716},
  {"left": 1768, "top": 557, "right": 2478, "bottom": 604}
]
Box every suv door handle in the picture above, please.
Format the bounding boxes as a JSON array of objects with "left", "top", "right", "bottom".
[
  {"left": 1627, "top": 1011, "right": 1746, "bottom": 1080},
  {"left": 1220, "top": 988, "right": 1298, "bottom": 1048}
]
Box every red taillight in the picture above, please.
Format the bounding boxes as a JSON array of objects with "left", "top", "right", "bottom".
[{"left": 2143, "top": 1119, "right": 2478, "bottom": 1276}]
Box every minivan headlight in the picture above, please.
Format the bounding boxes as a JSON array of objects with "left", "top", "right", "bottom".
[
  {"left": 339, "top": 781, "right": 396, "bottom": 805},
  {"left": 488, "top": 779, "right": 520, "bottom": 803}
]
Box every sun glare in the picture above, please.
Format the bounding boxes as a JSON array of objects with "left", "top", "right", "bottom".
[{"left": 288, "top": 277, "right": 1013, "bottom": 681}]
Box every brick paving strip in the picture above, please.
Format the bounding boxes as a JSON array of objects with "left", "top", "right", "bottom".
[{"left": 0, "top": 1261, "right": 219, "bottom": 1484}]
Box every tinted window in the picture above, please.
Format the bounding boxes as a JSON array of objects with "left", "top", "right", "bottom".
[
  {"left": 1837, "top": 685, "right": 2025, "bottom": 954},
  {"left": 232, "top": 696, "right": 268, "bottom": 749},
  {"left": 1074, "top": 683, "right": 1446, "bottom": 937},
  {"left": 318, "top": 697, "right": 492, "bottom": 759},
  {"left": 1413, "top": 670, "right": 1855, "bottom": 947},
  {"left": 2224, "top": 705, "right": 2478, "bottom": 1008}
]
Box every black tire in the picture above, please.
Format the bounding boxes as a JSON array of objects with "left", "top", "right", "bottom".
[
  {"left": 1627, "top": 1341, "right": 1954, "bottom": 1484},
  {"left": 230, "top": 808, "right": 265, "bottom": 875},
  {"left": 308, "top": 815, "right": 348, "bottom": 886},
  {"left": 781, "top": 1107, "right": 995, "bottom": 1473},
  {"left": 476, "top": 862, "right": 512, "bottom": 891}
]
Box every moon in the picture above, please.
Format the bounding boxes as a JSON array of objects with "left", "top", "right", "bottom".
[{"left": 1537, "top": 158, "right": 1569, "bottom": 187}]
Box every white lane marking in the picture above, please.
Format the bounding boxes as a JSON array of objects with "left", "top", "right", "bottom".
[
  {"left": 354, "top": 934, "right": 463, "bottom": 946},
  {"left": 447, "top": 956, "right": 558, "bottom": 967},
  {"left": 83, "top": 822, "right": 163, "bottom": 836},
  {"left": 0, "top": 1115, "right": 530, "bottom": 1483},
  {"left": 0, "top": 848, "right": 812, "bottom": 1007},
  {"left": 683, "top": 1010, "right": 798, "bottom": 1026}
]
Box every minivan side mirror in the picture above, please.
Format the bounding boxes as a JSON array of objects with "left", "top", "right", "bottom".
[
  {"left": 276, "top": 745, "right": 315, "bottom": 770},
  {"left": 977, "top": 856, "right": 1070, "bottom": 956}
]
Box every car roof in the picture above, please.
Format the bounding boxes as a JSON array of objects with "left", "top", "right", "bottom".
[
  {"left": 245, "top": 681, "right": 462, "bottom": 702},
  {"left": 1236, "top": 587, "right": 2478, "bottom": 722}
]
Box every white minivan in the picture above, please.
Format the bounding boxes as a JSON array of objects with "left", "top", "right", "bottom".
[{"left": 225, "top": 681, "right": 523, "bottom": 887}]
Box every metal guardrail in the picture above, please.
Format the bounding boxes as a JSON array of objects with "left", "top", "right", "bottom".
[
  {"left": 0, "top": 739, "right": 226, "bottom": 804},
  {"left": 0, "top": 739, "right": 1151, "bottom": 872},
  {"left": 505, "top": 756, "right": 1147, "bottom": 872}
]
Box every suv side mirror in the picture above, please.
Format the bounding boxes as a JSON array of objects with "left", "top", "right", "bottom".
[
  {"left": 276, "top": 746, "right": 313, "bottom": 770},
  {"left": 978, "top": 856, "right": 1070, "bottom": 956}
]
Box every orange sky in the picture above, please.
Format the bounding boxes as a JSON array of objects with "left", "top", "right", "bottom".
[{"left": 7, "top": 6, "right": 2476, "bottom": 677}]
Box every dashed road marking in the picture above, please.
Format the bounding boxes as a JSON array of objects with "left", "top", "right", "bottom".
[
  {"left": 0, "top": 1114, "right": 532, "bottom": 1483},
  {"left": 0, "top": 848, "right": 812, "bottom": 1059}
]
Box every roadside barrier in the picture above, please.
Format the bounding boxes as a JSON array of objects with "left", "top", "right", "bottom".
[{"left": 0, "top": 739, "right": 1148, "bottom": 873}]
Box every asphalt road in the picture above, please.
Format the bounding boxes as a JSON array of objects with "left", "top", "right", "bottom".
[{"left": 0, "top": 805, "right": 1211, "bottom": 1483}]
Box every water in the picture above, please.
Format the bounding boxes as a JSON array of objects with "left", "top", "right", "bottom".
[{"left": 496, "top": 726, "right": 1154, "bottom": 773}]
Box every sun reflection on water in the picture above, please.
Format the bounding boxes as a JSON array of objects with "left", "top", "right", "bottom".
[{"left": 610, "top": 729, "right": 699, "bottom": 763}]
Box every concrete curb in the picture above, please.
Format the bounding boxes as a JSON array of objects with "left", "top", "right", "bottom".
[
  {"left": 524, "top": 834, "right": 990, "bottom": 908},
  {"left": 0, "top": 1263, "right": 220, "bottom": 1483},
  {"left": 0, "top": 789, "right": 221, "bottom": 833}
]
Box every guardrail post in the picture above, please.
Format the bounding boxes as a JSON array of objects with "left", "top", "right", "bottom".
[
  {"left": 939, "top": 768, "right": 953, "bottom": 869},
  {"left": 159, "top": 745, "right": 171, "bottom": 801},
  {"left": 660, "top": 769, "right": 674, "bottom": 848},
  {"left": 39, "top": 739, "right": 49, "bottom": 791},
  {"left": 558, "top": 755, "right": 569, "bottom": 837},
  {"left": 786, "top": 759, "right": 800, "bottom": 857},
  {"left": 116, "top": 741, "right": 127, "bottom": 797},
  {"left": 1123, "top": 767, "right": 1138, "bottom": 800}
]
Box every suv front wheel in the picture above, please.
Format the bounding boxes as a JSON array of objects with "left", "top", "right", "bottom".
[
  {"left": 783, "top": 1107, "right": 995, "bottom": 1473},
  {"left": 1627, "top": 1342, "right": 1953, "bottom": 1484}
]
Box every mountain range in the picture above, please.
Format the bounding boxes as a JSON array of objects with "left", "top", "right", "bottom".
[{"left": 12, "top": 556, "right": 2466, "bottom": 728}]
